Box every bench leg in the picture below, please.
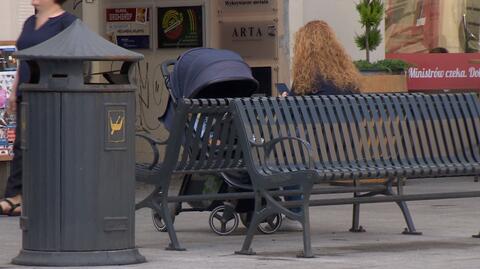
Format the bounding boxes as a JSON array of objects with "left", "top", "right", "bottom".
[
  {"left": 235, "top": 192, "right": 263, "bottom": 256},
  {"left": 152, "top": 196, "right": 186, "bottom": 251},
  {"left": 472, "top": 177, "right": 480, "bottom": 237},
  {"left": 298, "top": 187, "right": 314, "bottom": 258},
  {"left": 387, "top": 177, "right": 422, "bottom": 235},
  {"left": 397, "top": 200, "right": 422, "bottom": 235},
  {"left": 350, "top": 179, "right": 366, "bottom": 233},
  {"left": 151, "top": 188, "right": 185, "bottom": 251}
]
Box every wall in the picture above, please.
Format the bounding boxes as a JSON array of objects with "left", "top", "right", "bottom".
[
  {"left": 94, "top": 0, "right": 290, "bottom": 161},
  {"left": 81, "top": 0, "right": 381, "bottom": 161},
  {"left": 63, "top": 0, "right": 83, "bottom": 18},
  {"left": 300, "top": 0, "right": 386, "bottom": 62},
  {"left": 1, "top": 0, "right": 381, "bottom": 161},
  {"left": 97, "top": 0, "right": 212, "bottom": 161},
  {"left": 0, "top": 0, "right": 34, "bottom": 42}
]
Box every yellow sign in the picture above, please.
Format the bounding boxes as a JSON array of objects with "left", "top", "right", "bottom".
[
  {"left": 110, "top": 115, "right": 124, "bottom": 135},
  {"left": 107, "top": 110, "right": 126, "bottom": 143}
]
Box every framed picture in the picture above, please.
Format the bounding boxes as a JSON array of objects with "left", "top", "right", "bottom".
[
  {"left": 0, "top": 45, "right": 16, "bottom": 157},
  {"left": 158, "top": 6, "right": 203, "bottom": 48},
  {"left": 0, "top": 46, "right": 17, "bottom": 72},
  {"left": 106, "top": 7, "right": 151, "bottom": 49}
]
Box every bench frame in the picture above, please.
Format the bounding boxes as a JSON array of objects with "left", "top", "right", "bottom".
[
  {"left": 232, "top": 93, "right": 480, "bottom": 257},
  {"left": 135, "top": 99, "right": 249, "bottom": 250}
]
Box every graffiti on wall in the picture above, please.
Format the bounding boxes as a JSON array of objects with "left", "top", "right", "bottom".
[
  {"left": 132, "top": 60, "right": 169, "bottom": 133},
  {"left": 73, "top": 0, "right": 82, "bottom": 10}
]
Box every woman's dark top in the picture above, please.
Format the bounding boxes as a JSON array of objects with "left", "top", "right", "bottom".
[
  {"left": 291, "top": 78, "right": 356, "bottom": 96},
  {"left": 310, "top": 79, "right": 356, "bottom": 95},
  {"left": 16, "top": 12, "right": 77, "bottom": 95}
]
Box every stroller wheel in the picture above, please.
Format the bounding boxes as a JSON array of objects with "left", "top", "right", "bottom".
[
  {"left": 240, "top": 212, "right": 283, "bottom": 234},
  {"left": 257, "top": 213, "right": 283, "bottom": 234},
  {"left": 209, "top": 205, "right": 239, "bottom": 236},
  {"left": 151, "top": 203, "right": 178, "bottom": 232},
  {"left": 151, "top": 209, "right": 169, "bottom": 232}
]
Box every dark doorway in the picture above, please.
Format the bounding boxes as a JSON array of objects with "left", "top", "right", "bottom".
[{"left": 251, "top": 66, "right": 272, "bottom": 96}]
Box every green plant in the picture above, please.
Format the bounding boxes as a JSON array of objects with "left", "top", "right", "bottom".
[
  {"left": 355, "top": 0, "right": 384, "bottom": 63},
  {"left": 354, "top": 59, "right": 411, "bottom": 73}
]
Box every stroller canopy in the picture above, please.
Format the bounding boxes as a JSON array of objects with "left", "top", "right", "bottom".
[
  {"left": 162, "top": 48, "right": 259, "bottom": 130},
  {"left": 172, "top": 48, "right": 258, "bottom": 98}
]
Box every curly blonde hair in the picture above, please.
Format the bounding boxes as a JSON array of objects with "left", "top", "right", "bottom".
[{"left": 292, "top": 20, "right": 362, "bottom": 95}]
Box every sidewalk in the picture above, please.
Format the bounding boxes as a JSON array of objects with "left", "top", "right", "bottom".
[{"left": 2, "top": 177, "right": 480, "bottom": 269}]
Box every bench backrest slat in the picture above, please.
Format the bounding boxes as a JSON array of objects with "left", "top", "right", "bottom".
[
  {"left": 340, "top": 97, "right": 365, "bottom": 166},
  {"left": 382, "top": 95, "right": 405, "bottom": 166},
  {"left": 265, "top": 99, "right": 288, "bottom": 171},
  {"left": 464, "top": 94, "right": 480, "bottom": 162},
  {"left": 377, "top": 95, "right": 400, "bottom": 167},
  {"left": 311, "top": 99, "right": 328, "bottom": 165},
  {"left": 449, "top": 95, "right": 469, "bottom": 163},
  {"left": 424, "top": 95, "right": 448, "bottom": 166},
  {"left": 164, "top": 99, "right": 245, "bottom": 173},
  {"left": 442, "top": 95, "right": 466, "bottom": 163},
  {"left": 232, "top": 93, "right": 480, "bottom": 179}
]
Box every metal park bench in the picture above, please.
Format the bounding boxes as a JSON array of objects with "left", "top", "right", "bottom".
[
  {"left": 135, "top": 99, "right": 249, "bottom": 251},
  {"left": 231, "top": 93, "right": 480, "bottom": 258}
]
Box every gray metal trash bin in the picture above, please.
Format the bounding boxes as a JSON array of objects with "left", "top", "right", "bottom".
[{"left": 11, "top": 19, "right": 145, "bottom": 266}]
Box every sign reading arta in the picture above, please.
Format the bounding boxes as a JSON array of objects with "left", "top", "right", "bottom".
[
  {"left": 219, "top": 21, "right": 277, "bottom": 60},
  {"left": 158, "top": 6, "right": 203, "bottom": 48},
  {"left": 219, "top": 0, "right": 277, "bottom": 13},
  {"left": 106, "top": 8, "right": 151, "bottom": 49}
]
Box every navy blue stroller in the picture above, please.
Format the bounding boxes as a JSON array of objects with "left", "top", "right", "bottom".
[{"left": 151, "top": 48, "right": 282, "bottom": 235}]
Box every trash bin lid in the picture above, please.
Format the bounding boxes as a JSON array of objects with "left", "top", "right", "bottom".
[{"left": 14, "top": 19, "right": 143, "bottom": 61}]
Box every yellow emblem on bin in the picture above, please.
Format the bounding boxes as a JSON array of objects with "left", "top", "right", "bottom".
[
  {"left": 107, "top": 110, "right": 126, "bottom": 143},
  {"left": 110, "top": 115, "right": 124, "bottom": 135}
]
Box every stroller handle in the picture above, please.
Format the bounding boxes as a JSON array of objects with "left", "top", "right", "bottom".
[{"left": 161, "top": 59, "right": 177, "bottom": 104}]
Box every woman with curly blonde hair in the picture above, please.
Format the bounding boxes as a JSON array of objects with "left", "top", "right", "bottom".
[
  {"left": 291, "top": 20, "right": 362, "bottom": 95},
  {"left": 280, "top": 21, "right": 363, "bottom": 217}
]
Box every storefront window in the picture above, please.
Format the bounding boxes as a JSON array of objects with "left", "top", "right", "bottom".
[
  {"left": 385, "top": 0, "right": 480, "bottom": 53},
  {"left": 465, "top": 0, "right": 480, "bottom": 52}
]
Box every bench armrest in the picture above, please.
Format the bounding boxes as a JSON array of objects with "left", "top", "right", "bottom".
[
  {"left": 136, "top": 133, "right": 168, "bottom": 169},
  {"left": 249, "top": 136, "right": 314, "bottom": 173}
]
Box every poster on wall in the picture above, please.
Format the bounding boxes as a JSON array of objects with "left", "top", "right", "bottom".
[
  {"left": 106, "top": 8, "right": 151, "bottom": 49},
  {"left": 157, "top": 6, "right": 203, "bottom": 48},
  {"left": 0, "top": 46, "right": 17, "bottom": 157}
]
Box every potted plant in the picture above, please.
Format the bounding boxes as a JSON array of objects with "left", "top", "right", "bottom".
[
  {"left": 355, "top": 0, "right": 383, "bottom": 64},
  {"left": 354, "top": 0, "right": 410, "bottom": 92},
  {"left": 354, "top": 59, "right": 410, "bottom": 75}
]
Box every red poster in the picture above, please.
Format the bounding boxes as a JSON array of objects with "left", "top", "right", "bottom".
[
  {"left": 106, "top": 8, "right": 137, "bottom": 22},
  {"left": 387, "top": 53, "right": 480, "bottom": 91},
  {"left": 105, "top": 8, "right": 151, "bottom": 49}
]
